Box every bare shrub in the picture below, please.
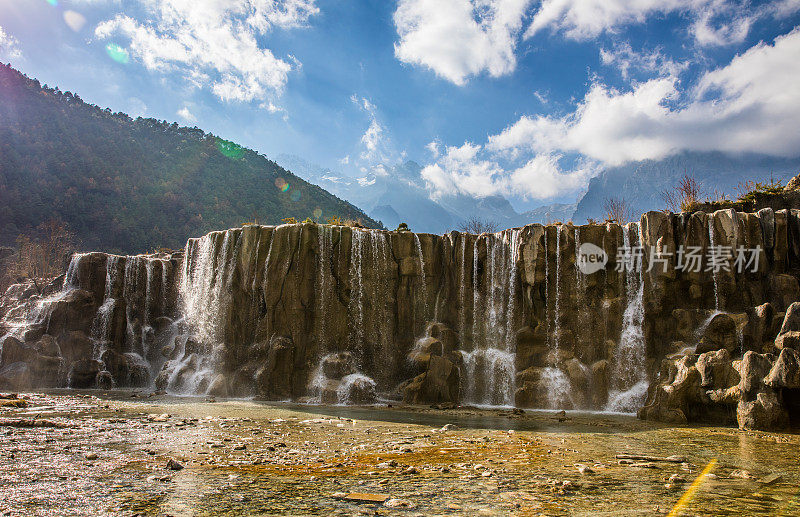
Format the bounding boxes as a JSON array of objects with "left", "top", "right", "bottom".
[
  {"left": 603, "top": 197, "right": 633, "bottom": 224},
  {"left": 662, "top": 175, "right": 703, "bottom": 213},
  {"left": 458, "top": 217, "right": 499, "bottom": 234}
]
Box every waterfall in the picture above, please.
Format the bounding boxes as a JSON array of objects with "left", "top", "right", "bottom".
[
  {"left": 708, "top": 219, "right": 721, "bottom": 310},
  {"left": 348, "top": 229, "right": 365, "bottom": 353},
  {"left": 553, "top": 225, "right": 562, "bottom": 351},
  {"left": 458, "top": 236, "right": 468, "bottom": 341},
  {"left": 413, "top": 233, "right": 428, "bottom": 328},
  {"left": 605, "top": 222, "right": 648, "bottom": 413},
  {"left": 310, "top": 227, "right": 380, "bottom": 403},
  {"left": 460, "top": 230, "right": 519, "bottom": 407}
]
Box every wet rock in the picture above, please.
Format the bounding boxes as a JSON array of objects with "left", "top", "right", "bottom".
[
  {"left": 207, "top": 374, "right": 229, "bottom": 398},
  {"left": 696, "top": 349, "right": 740, "bottom": 390},
  {"left": 697, "top": 313, "right": 738, "bottom": 354},
  {"left": 403, "top": 355, "right": 460, "bottom": 405},
  {"left": 764, "top": 348, "right": 800, "bottom": 389},
  {"left": 737, "top": 391, "right": 789, "bottom": 431},
  {"left": 166, "top": 458, "right": 184, "bottom": 471},
  {"left": 0, "top": 362, "right": 31, "bottom": 390},
  {"left": 68, "top": 359, "right": 102, "bottom": 388},
  {"left": 57, "top": 331, "right": 92, "bottom": 362},
  {"left": 96, "top": 370, "right": 114, "bottom": 390},
  {"left": 0, "top": 336, "right": 34, "bottom": 366},
  {"left": 254, "top": 336, "right": 295, "bottom": 399},
  {"left": 775, "top": 302, "right": 800, "bottom": 350}
]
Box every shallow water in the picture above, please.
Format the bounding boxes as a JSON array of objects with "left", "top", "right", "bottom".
[{"left": 1, "top": 392, "right": 799, "bottom": 516}]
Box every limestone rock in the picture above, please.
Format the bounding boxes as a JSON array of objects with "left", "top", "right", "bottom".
[
  {"left": 403, "top": 355, "right": 460, "bottom": 405},
  {"left": 0, "top": 362, "right": 31, "bottom": 390},
  {"left": 764, "top": 348, "right": 800, "bottom": 389},
  {"left": 737, "top": 391, "right": 789, "bottom": 431},
  {"left": 697, "top": 313, "right": 738, "bottom": 354}
]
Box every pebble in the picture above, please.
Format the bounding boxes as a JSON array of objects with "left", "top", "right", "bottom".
[
  {"left": 166, "top": 458, "right": 184, "bottom": 471},
  {"left": 84, "top": 452, "right": 98, "bottom": 461}
]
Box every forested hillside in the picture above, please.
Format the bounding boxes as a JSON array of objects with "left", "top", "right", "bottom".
[{"left": 0, "top": 64, "right": 378, "bottom": 253}]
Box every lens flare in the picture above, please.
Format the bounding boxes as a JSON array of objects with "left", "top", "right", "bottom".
[
  {"left": 290, "top": 190, "right": 301, "bottom": 201},
  {"left": 313, "top": 208, "right": 322, "bottom": 220},
  {"left": 274, "top": 177, "right": 287, "bottom": 191},
  {"left": 216, "top": 138, "right": 244, "bottom": 159},
  {"left": 46, "top": 0, "right": 58, "bottom": 6},
  {"left": 105, "top": 43, "right": 129, "bottom": 64}
]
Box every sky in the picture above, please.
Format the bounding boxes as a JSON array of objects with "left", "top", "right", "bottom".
[{"left": 1, "top": 0, "right": 800, "bottom": 212}]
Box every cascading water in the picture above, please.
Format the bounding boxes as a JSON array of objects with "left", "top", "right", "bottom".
[
  {"left": 310, "top": 228, "right": 382, "bottom": 403},
  {"left": 542, "top": 224, "right": 573, "bottom": 409},
  {"left": 460, "top": 230, "right": 520, "bottom": 406},
  {"left": 709, "top": 219, "right": 721, "bottom": 310},
  {"left": 413, "top": 233, "right": 429, "bottom": 328},
  {"left": 605, "top": 222, "right": 648, "bottom": 412}
]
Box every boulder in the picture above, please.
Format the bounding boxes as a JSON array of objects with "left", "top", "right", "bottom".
[
  {"left": 69, "top": 359, "right": 102, "bottom": 388},
  {"left": 696, "top": 349, "right": 740, "bottom": 390},
  {"left": 737, "top": 391, "right": 789, "bottom": 431},
  {"left": 321, "top": 352, "right": 355, "bottom": 380},
  {"left": 96, "top": 370, "right": 114, "bottom": 390},
  {"left": 57, "top": 331, "right": 93, "bottom": 362},
  {"left": 35, "top": 334, "right": 61, "bottom": 357},
  {"left": 739, "top": 351, "right": 774, "bottom": 394},
  {"left": 338, "top": 375, "right": 377, "bottom": 404},
  {"left": 697, "top": 313, "right": 738, "bottom": 354},
  {"left": 0, "top": 362, "right": 31, "bottom": 390},
  {"left": 764, "top": 348, "right": 800, "bottom": 389},
  {"left": 775, "top": 302, "right": 800, "bottom": 350},
  {"left": 403, "top": 355, "right": 460, "bottom": 405},
  {"left": 0, "top": 335, "right": 34, "bottom": 366}
]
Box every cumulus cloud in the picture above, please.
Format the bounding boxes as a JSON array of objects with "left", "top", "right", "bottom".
[
  {"left": 393, "top": 0, "right": 533, "bottom": 85},
  {"left": 0, "top": 26, "right": 21, "bottom": 59},
  {"left": 524, "top": 0, "right": 709, "bottom": 40},
  {"left": 488, "top": 27, "right": 800, "bottom": 165},
  {"left": 94, "top": 0, "right": 318, "bottom": 103},
  {"left": 420, "top": 142, "right": 595, "bottom": 200},
  {"left": 177, "top": 106, "right": 196, "bottom": 123},
  {"left": 421, "top": 27, "right": 800, "bottom": 200}
]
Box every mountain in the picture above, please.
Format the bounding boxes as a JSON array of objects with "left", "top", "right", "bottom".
[
  {"left": 277, "top": 155, "right": 529, "bottom": 234},
  {"left": 0, "top": 64, "right": 378, "bottom": 254},
  {"left": 573, "top": 151, "right": 800, "bottom": 223},
  {"left": 521, "top": 202, "right": 578, "bottom": 224}
]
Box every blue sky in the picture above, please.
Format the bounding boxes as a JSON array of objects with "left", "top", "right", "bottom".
[{"left": 1, "top": 0, "right": 800, "bottom": 212}]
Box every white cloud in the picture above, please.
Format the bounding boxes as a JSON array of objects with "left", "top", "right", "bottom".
[
  {"left": 488, "top": 27, "right": 800, "bottom": 165},
  {"left": 360, "top": 119, "right": 384, "bottom": 159},
  {"left": 177, "top": 106, "right": 196, "bottom": 123},
  {"left": 425, "top": 140, "right": 440, "bottom": 158},
  {"left": 524, "top": 0, "right": 709, "bottom": 40},
  {"left": 0, "top": 26, "right": 21, "bottom": 59},
  {"left": 63, "top": 11, "right": 88, "bottom": 32},
  {"left": 420, "top": 143, "right": 595, "bottom": 200},
  {"left": 393, "top": 0, "right": 533, "bottom": 85},
  {"left": 599, "top": 42, "right": 688, "bottom": 80},
  {"left": 422, "top": 27, "right": 800, "bottom": 201},
  {"left": 94, "top": 0, "right": 318, "bottom": 103},
  {"left": 691, "top": 5, "right": 752, "bottom": 47}
]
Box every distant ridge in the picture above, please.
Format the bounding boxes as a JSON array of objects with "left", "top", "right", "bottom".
[{"left": 0, "top": 63, "right": 379, "bottom": 254}]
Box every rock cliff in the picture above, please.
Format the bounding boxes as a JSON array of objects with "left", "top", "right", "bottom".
[{"left": 2, "top": 209, "right": 799, "bottom": 430}]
